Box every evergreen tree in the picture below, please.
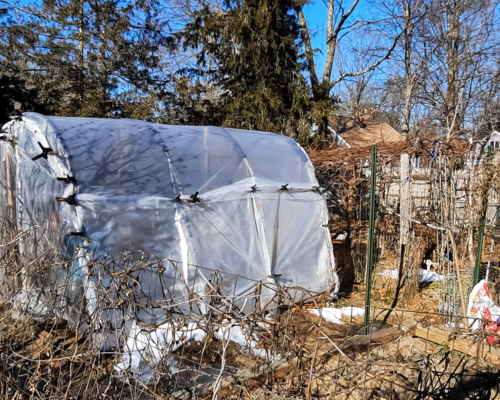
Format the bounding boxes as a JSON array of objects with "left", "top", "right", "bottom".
[
  {"left": 0, "top": 0, "right": 169, "bottom": 122},
  {"left": 181, "top": 0, "right": 310, "bottom": 137}
]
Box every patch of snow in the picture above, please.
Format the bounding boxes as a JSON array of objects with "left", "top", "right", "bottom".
[
  {"left": 215, "top": 322, "right": 279, "bottom": 360},
  {"left": 340, "top": 306, "right": 365, "bottom": 317},
  {"left": 116, "top": 318, "right": 283, "bottom": 383},
  {"left": 335, "top": 232, "right": 348, "bottom": 241},
  {"left": 256, "top": 320, "right": 273, "bottom": 329},
  {"left": 308, "top": 306, "right": 365, "bottom": 325},
  {"left": 378, "top": 268, "right": 445, "bottom": 283},
  {"left": 215, "top": 324, "right": 247, "bottom": 345},
  {"left": 309, "top": 308, "right": 343, "bottom": 324},
  {"left": 378, "top": 269, "right": 399, "bottom": 279}
]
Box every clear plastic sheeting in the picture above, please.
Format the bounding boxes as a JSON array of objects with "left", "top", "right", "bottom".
[{"left": 0, "top": 113, "right": 338, "bottom": 325}]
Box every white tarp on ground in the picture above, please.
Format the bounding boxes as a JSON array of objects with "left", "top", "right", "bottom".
[{"left": 0, "top": 113, "right": 338, "bottom": 325}]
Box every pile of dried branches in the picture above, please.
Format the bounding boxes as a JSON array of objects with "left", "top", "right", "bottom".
[
  {"left": 308, "top": 134, "right": 471, "bottom": 168},
  {"left": 307, "top": 134, "right": 477, "bottom": 292},
  {"left": 307, "top": 134, "right": 472, "bottom": 217},
  {"left": 0, "top": 221, "right": 499, "bottom": 400}
]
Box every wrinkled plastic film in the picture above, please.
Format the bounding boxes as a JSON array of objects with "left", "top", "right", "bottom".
[{"left": 1, "top": 113, "right": 338, "bottom": 323}]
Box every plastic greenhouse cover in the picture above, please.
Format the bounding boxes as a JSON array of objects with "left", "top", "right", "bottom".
[{"left": 1, "top": 113, "right": 338, "bottom": 324}]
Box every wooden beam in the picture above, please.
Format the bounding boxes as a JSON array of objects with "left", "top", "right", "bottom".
[
  {"left": 400, "top": 154, "right": 411, "bottom": 246},
  {"left": 414, "top": 325, "right": 500, "bottom": 365},
  {"left": 414, "top": 325, "right": 452, "bottom": 344}
]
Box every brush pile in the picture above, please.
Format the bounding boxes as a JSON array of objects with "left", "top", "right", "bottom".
[{"left": 0, "top": 224, "right": 499, "bottom": 399}]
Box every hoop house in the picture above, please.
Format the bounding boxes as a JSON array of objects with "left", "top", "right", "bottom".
[{"left": 0, "top": 113, "right": 338, "bottom": 325}]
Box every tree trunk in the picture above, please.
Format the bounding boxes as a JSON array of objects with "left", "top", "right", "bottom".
[
  {"left": 402, "top": 2, "right": 414, "bottom": 135},
  {"left": 445, "top": 0, "right": 461, "bottom": 137},
  {"left": 79, "top": 0, "right": 85, "bottom": 104}
]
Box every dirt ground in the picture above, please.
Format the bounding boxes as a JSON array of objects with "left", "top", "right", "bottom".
[
  {"left": 1, "top": 288, "right": 499, "bottom": 400},
  {"left": 1, "top": 259, "right": 500, "bottom": 400}
]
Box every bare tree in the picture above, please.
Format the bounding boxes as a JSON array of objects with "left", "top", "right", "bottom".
[
  {"left": 333, "top": 40, "right": 380, "bottom": 116},
  {"left": 294, "top": 0, "right": 407, "bottom": 104},
  {"left": 418, "top": 0, "right": 500, "bottom": 138},
  {"left": 398, "top": 0, "right": 428, "bottom": 134},
  {"left": 378, "top": 0, "right": 500, "bottom": 137},
  {"left": 371, "top": 0, "right": 435, "bottom": 135}
]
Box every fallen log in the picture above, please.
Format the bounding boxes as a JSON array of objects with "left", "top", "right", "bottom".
[
  {"left": 317, "top": 326, "right": 405, "bottom": 361},
  {"left": 340, "top": 326, "right": 402, "bottom": 349}
]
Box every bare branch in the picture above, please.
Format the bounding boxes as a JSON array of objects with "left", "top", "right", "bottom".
[
  {"left": 0, "top": 0, "right": 54, "bottom": 21},
  {"left": 323, "top": 0, "right": 361, "bottom": 83},
  {"left": 329, "top": 30, "right": 404, "bottom": 89}
]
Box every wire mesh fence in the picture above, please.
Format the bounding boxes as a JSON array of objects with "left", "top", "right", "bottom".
[
  {"left": 312, "top": 139, "right": 493, "bottom": 314},
  {"left": 1, "top": 220, "right": 500, "bottom": 400},
  {"left": 1, "top": 135, "right": 500, "bottom": 399}
]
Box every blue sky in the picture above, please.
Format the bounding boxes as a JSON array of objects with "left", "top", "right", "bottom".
[{"left": 299, "top": 0, "right": 379, "bottom": 90}]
